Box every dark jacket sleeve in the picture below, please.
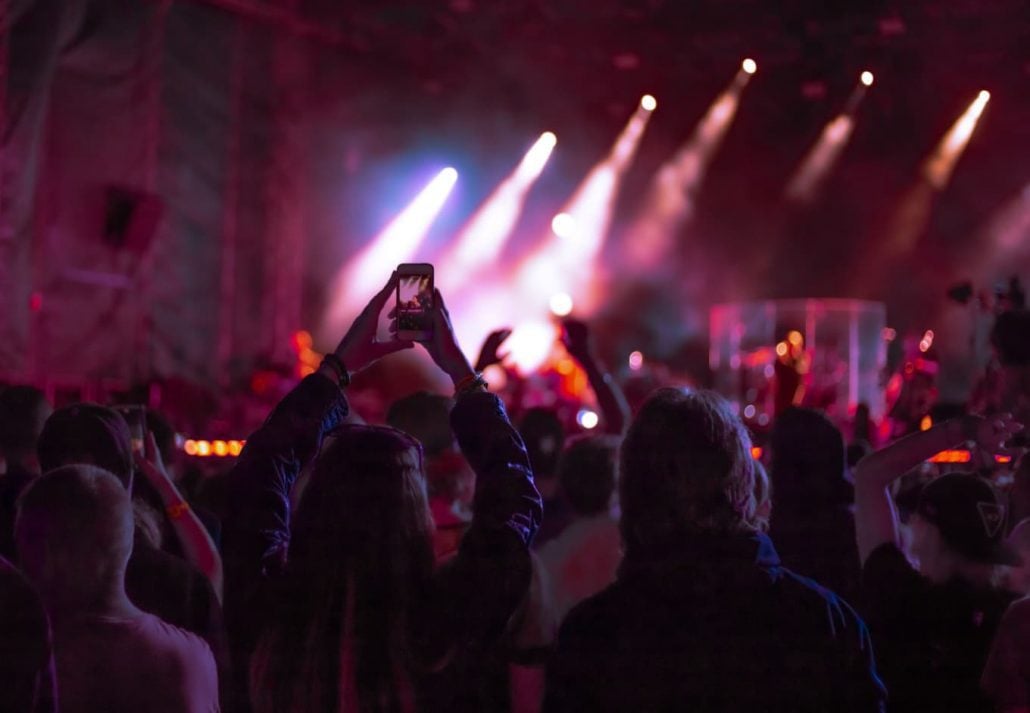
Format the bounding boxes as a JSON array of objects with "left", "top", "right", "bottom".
[
  {"left": 221, "top": 374, "right": 348, "bottom": 655},
  {"left": 830, "top": 595, "right": 888, "bottom": 712},
  {"left": 428, "top": 391, "right": 543, "bottom": 655}
]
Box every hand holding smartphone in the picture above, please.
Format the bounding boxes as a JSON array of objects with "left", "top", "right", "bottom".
[{"left": 396, "top": 263, "right": 434, "bottom": 341}]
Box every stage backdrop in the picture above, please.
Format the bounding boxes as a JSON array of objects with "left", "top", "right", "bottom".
[{"left": 0, "top": 0, "right": 315, "bottom": 388}]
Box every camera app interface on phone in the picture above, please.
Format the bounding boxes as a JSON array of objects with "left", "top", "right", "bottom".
[{"left": 398, "top": 274, "right": 433, "bottom": 333}]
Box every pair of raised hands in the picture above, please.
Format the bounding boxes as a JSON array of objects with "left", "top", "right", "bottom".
[
  {"left": 333, "top": 272, "right": 474, "bottom": 385},
  {"left": 475, "top": 319, "right": 596, "bottom": 373}
]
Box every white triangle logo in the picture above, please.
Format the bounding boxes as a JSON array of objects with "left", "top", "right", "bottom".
[{"left": 977, "top": 502, "right": 1004, "bottom": 538}]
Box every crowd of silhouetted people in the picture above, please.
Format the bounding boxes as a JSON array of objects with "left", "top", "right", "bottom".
[{"left": 2, "top": 274, "right": 1030, "bottom": 713}]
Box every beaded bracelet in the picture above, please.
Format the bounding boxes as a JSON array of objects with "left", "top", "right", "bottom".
[
  {"left": 321, "top": 353, "right": 351, "bottom": 388},
  {"left": 454, "top": 371, "right": 488, "bottom": 396},
  {"left": 166, "top": 501, "right": 191, "bottom": 521}
]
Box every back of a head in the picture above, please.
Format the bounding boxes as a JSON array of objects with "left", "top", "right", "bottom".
[
  {"left": 256, "top": 424, "right": 435, "bottom": 713},
  {"left": 0, "top": 386, "right": 52, "bottom": 460},
  {"left": 37, "top": 404, "right": 134, "bottom": 489},
  {"left": 292, "top": 424, "right": 433, "bottom": 575},
  {"left": 559, "top": 435, "right": 620, "bottom": 517},
  {"left": 620, "top": 388, "right": 756, "bottom": 558},
  {"left": 770, "top": 407, "right": 850, "bottom": 513},
  {"left": 15, "top": 464, "right": 134, "bottom": 600},
  {"left": 519, "top": 408, "right": 565, "bottom": 481},
  {"left": 386, "top": 391, "right": 455, "bottom": 457}
]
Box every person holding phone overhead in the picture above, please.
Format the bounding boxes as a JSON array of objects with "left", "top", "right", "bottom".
[{"left": 223, "top": 271, "right": 542, "bottom": 713}]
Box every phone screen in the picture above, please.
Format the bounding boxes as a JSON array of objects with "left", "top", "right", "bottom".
[
  {"left": 397, "top": 270, "right": 434, "bottom": 339},
  {"left": 116, "top": 405, "right": 147, "bottom": 458}
]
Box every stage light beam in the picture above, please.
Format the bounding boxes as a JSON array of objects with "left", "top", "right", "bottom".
[
  {"left": 924, "top": 90, "right": 991, "bottom": 189},
  {"left": 786, "top": 71, "right": 875, "bottom": 203},
  {"left": 322, "top": 167, "right": 458, "bottom": 339},
  {"left": 641, "top": 94, "right": 658, "bottom": 112},
  {"left": 436, "top": 133, "right": 557, "bottom": 294},
  {"left": 456, "top": 95, "right": 656, "bottom": 374},
  {"left": 624, "top": 63, "right": 755, "bottom": 267}
]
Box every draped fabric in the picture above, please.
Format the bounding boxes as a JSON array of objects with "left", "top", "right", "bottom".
[{"left": 0, "top": 0, "right": 310, "bottom": 386}]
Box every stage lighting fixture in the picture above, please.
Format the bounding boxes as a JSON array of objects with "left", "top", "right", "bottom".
[
  {"left": 861, "top": 71, "right": 874, "bottom": 87},
  {"left": 577, "top": 409, "right": 600, "bottom": 430},
  {"left": 549, "top": 292, "right": 574, "bottom": 316},
  {"left": 641, "top": 94, "right": 658, "bottom": 111},
  {"left": 551, "top": 212, "right": 577, "bottom": 238},
  {"left": 742, "top": 58, "right": 757, "bottom": 75}
]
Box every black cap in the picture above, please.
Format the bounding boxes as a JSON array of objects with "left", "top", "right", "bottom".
[
  {"left": 37, "top": 404, "right": 134, "bottom": 489},
  {"left": 916, "top": 473, "right": 1020, "bottom": 566}
]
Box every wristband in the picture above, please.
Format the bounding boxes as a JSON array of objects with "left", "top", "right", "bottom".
[
  {"left": 454, "top": 371, "right": 488, "bottom": 396},
  {"left": 321, "top": 353, "right": 351, "bottom": 388},
  {"left": 166, "top": 501, "right": 191, "bottom": 520}
]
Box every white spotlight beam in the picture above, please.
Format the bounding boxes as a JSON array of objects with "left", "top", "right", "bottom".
[
  {"left": 924, "top": 90, "right": 991, "bottom": 190},
  {"left": 321, "top": 167, "right": 458, "bottom": 338},
  {"left": 624, "top": 66, "right": 754, "bottom": 268},
  {"left": 786, "top": 75, "right": 872, "bottom": 204},
  {"left": 520, "top": 97, "right": 656, "bottom": 310},
  {"left": 437, "top": 133, "right": 556, "bottom": 294},
  {"left": 451, "top": 99, "right": 656, "bottom": 374}
]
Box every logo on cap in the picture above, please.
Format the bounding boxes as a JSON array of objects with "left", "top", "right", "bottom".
[{"left": 977, "top": 502, "right": 1005, "bottom": 538}]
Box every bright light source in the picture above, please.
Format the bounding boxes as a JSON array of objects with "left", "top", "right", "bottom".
[
  {"left": 213, "top": 440, "right": 228, "bottom": 457},
  {"left": 861, "top": 71, "right": 874, "bottom": 87},
  {"left": 184, "top": 440, "right": 198, "bottom": 456},
  {"left": 506, "top": 321, "right": 558, "bottom": 374},
  {"left": 641, "top": 94, "right": 658, "bottom": 111},
  {"left": 775, "top": 342, "right": 788, "bottom": 357},
  {"left": 549, "top": 292, "right": 574, "bottom": 316},
  {"left": 628, "top": 350, "right": 644, "bottom": 370},
  {"left": 743, "top": 404, "right": 757, "bottom": 419},
  {"left": 787, "top": 330, "right": 803, "bottom": 346},
  {"left": 577, "top": 409, "right": 599, "bottom": 430},
  {"left": 742, "top": 58, "right": 757, "bottom": 75},
  {"left": 519, "top": 132, "right": 558, "bottom": 182},
  {"left": 551, "top": 212, "right": 577, "bottom": 238},
  {"left": 979, "top": 90, "right": 991, "bottom": 102}
]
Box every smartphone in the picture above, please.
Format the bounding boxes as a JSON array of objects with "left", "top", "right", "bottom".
[
  {"left": 396, "top": 263, "right": 434, "bottom": 341},
  {"left": 115, "top": 405, "right": 147, "bottom": 458}
]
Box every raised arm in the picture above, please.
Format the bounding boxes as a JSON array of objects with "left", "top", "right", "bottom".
[
  {"left": 222, "top": 274, "right": 412, "bottom": 649},
  {"left": 562, "top": 319, "right": 630, "bottom": 436},
  {"left": 854, "top": 413, "right": 1022, "bottom": 562},
  {"left": 139, "top": 433, "right": 225, "bottom": 600},
  {"left": 422, "top": 291, "right": 543, "bottom": 645}
]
